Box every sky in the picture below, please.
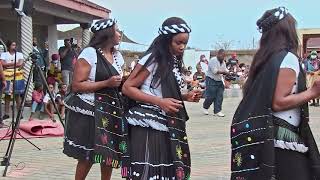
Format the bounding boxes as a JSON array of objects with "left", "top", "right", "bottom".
[{"left": 60, "top": 0, "right": 320, "bottom": 50}]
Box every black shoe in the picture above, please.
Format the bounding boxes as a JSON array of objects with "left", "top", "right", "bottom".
[{"left": 2, "top": 115, "right": 9, "bottom": 120}]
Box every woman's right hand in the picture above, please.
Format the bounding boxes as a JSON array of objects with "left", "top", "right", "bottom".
[
  {"left": 310, "top": 78, "right": 320, "bottom": 97},
  {"left": 158, "top": 98, "right": 183, "bottom": 114},
  {"left": 105, "top": 75, "right": 122, "bottom": 88}
]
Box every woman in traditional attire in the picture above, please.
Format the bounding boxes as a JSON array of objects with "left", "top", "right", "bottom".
[
  {"left": 230, "top": 7, "right": 320, "bottom": 180},
  {"left": 63, "top": 19, "right": 126, "bottom": 180},
  {"left": 121, "top": 17, "right": 202, "bottom": 180},
  {"left": 0, "top": 40, "right": 25, "bottom": 120}
]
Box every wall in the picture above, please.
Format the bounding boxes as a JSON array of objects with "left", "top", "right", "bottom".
[
  {"left": 210, "top": 49, "right": 256, "bottom": 65},
  {"left": 120, "top": 49, "right": 257, "bottom": 71},
  {"left": 0, "top": 19, "right": 19, "bottom": 48}
]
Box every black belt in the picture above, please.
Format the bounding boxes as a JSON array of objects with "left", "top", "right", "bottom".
[{"left": 273, "top": 116, "right": 299, "bottom": 133}]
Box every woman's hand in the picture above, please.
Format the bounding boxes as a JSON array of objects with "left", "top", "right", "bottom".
[
  {"left": 105, "top": 75, "right": 122, "bottom": 88},
  {"left": 310, "top": 78, "right": 320, "bottom": 98},
  {"left": 158, "top": 98, "right": 183, "bottom": 113},
  {"left": 184, "top": 90, "right": 202, "bottom": 102}
]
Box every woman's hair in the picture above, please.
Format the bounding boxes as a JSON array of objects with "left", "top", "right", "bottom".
[
  {"left": 88, "top": 24, "right": 116, "bottom": 50},
  {"left": 142, "top": 17, "right": 189, "bottom": 87},
  {"left": 6, "top": 40, "right": 15, "bottom": 50},
  {"left": 243, "top": 8, "right": 299, "bottom": 96}
]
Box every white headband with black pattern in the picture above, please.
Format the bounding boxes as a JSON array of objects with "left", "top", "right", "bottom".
[
  {"left": 158, "top": 24, "right": 191, "bottom": 35},
  {"left": 274, "top": 7, "right": 288, "bottom": 21},
  {"left": 91, "top": 19, "right": 116, "bottom": 33},
  {"left": 258, "top": 6, "right": 289, "bottom": 33}
]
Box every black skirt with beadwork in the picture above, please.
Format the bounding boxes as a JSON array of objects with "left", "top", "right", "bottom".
[
  {"left": 122, "top": 104, "right": 190, "bottom": 180},
  {"left": 63, "top": 95, "right": 96, "bottom": 162}
]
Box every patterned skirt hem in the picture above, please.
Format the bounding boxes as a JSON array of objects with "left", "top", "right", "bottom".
[{"left": 63, "top": 139, "right": 121, "bottom": 168}]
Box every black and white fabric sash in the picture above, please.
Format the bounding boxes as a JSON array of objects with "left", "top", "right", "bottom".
[
  {"left": 230, "top": 50, "right": 320, "bottom": 180},
  {"left": 160, "top": 65, "right": 191, "bottom": 180},
  {"left": 93, "top": 49, "right": 126, "bottom": 168}
]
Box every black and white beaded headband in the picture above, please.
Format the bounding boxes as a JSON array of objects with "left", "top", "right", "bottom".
[
  {"left": 91, "top": 19, "right": 116, "bottom": 33},
  {"left": 258, "top": 7, "right": 288, "bottom": 33},
  {"left": 158, "top": 24, "right": 191, "bottom": 35}
]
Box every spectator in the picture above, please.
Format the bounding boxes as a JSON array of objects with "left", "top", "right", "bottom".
[
  {"left": 227, "top": 52, "right": 239, "bottom": 67},
  {"left": 197, "top": 54, "right": 208, "bottom": 74},
  {"left": 47, "top": 54, "right": 62, "bottom": 85},
  {"left": 185, "top": 70, "right": 193, "bottom": 90},
  {"left": 203, "top": 49, "right": 228, "bottom": 117},
  {"left": 59, "top": 38, "right": 76, "bottom": 86},
  {"left": 306, "top": 51, "right": 320, "bottom": 106},
  {"left": 43, "top": 83, "right": 56, "bottom": 122},
  {"left": 193, "top": 63, "right": 206, "bottom": 88},
  {"left": 55, "top": 83, "right": 67, "bottom": 119},
  {"left": 0, "top": 40, "right": 25, "bottom": 120},
  {"left": 29, "top": 83, "right": 44, "bottom": 121},
  {"left": 32, "top": 39, "right": 48, "bottom": 84}
]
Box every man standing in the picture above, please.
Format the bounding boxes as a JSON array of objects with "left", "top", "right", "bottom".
[
  {"left": 59, "top": 39, "right": 76, "bottom": 86},
  {"left": 32, "top": 39, "right": 48, "bottom": 84},
  {"left": 202, "top": 49, "right": 228, "bottom": 117}
]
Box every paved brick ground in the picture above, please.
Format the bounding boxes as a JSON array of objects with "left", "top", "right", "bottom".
[{"left": 1, "top": 97, "right": 320, "bottom": 180}]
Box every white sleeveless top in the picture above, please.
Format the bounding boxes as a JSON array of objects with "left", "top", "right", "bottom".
[
  {"left": 273, "top": 52, "right": 301, "bottom": 127},
  {"left": 76, "top": 47, "right": 124, "bottom": 105}
]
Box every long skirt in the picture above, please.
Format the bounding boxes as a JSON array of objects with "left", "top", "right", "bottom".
[
  {"left": 275, "top": 148, "right": 311, "bottom": 180},
  {"left": 128, "top": 125, "right": 176, "bottom": 180}
]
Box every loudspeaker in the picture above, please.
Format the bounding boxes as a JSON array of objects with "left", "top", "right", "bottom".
[{"left": 12, "top": 0, "right": 33, "bottom": 16}]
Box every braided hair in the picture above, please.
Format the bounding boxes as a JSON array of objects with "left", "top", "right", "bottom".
[{"left": 243, "top": 7, "right": 299, "bottom": 96}]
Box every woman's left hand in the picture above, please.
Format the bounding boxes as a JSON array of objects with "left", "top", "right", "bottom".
[{"left": 185, "top": 90, "right": 202, "bottom": 102}]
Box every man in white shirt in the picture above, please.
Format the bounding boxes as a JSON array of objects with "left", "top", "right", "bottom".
[{"left": 202, "top": 49, "right": 228, "bottom": 117}]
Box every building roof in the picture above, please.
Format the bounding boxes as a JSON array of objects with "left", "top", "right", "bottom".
[
  {"left": 45, "top": 0, "right": 110, "bottom": 19},
  {"left": 72, "top": 0, "right": 111, "bottom": 13},
  {"left": 58, "top": 26, "right": 139, "bottom": 44}
]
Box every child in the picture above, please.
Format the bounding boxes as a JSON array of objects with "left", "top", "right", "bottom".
[
  {"left": 29, "top": 83, "right": 44, "bottom": 121},
  {"left": 47, "top": 54, "right": 62, "bottom": 86},
  {"left": 55, "top": 83, "right": 67, "bottom": 119},
  {"left": 43, "top": 83, "right": 56, "bottom": 122}
]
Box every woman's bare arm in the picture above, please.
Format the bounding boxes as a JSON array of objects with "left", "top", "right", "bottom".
[
  {"left": 122, "top": 64, "right": 162, "bottom": 105},
  {"left": 272, "top": 68, "right": 317, "bottom": 111},
  {"left": 71, "top": 59, "right": 120, "bottom": 93},
  {"left": 122, "top": 64, "right": 182, "bottom": 113}
]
